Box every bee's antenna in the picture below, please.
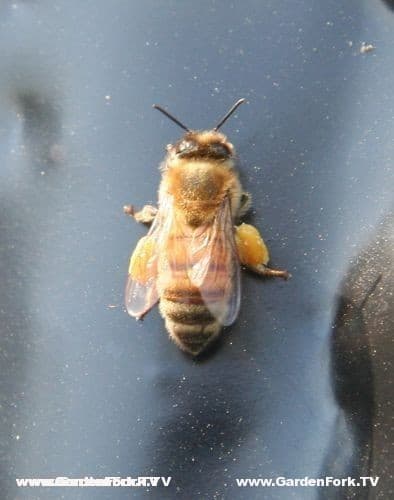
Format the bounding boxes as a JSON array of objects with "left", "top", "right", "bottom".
[
  {"left": 152, "top": 104, "right": 190, "bottom": 132},
  {"left": 214, "top": 98, "right": 246, "bottom": 131}
]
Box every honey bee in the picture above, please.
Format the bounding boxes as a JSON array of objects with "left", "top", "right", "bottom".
[{"left": 124, "top": 99, "right": 289, "bottom": 356}]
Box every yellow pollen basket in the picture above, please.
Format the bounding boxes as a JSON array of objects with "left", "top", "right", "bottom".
[
  {"left": 235, "top": 223, "right": 270, "bottom": 266},
  {"left": 128, "top": 236, "right": 156, "bottom": 283}
]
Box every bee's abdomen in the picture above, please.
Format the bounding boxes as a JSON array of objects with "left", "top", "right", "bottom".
[{"left": 159, "top": 298, "right": 221, "bottom": 356}]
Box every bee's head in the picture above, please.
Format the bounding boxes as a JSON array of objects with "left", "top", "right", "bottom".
[
  {"left": 153, "top": 99, "right": 245, "bottom": 161},
  {"left": 168, "top": 130, "right": 234, "bottom": 160}
]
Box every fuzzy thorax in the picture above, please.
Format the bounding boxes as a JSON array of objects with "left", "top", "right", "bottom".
[{"left": 160, "top": 157, "right": 241, "bottom": 226}]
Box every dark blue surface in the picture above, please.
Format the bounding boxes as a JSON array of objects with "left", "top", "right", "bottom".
[{"left": 0, "top": 1, "right": 393, "bottom": 499}]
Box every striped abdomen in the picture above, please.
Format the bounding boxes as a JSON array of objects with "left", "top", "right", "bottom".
[
  {"left": 158, "top": 241, "right": 231, "bottom": 355},
  {"left": 159, "top": 291, "right": 221, "bottom": 356}
]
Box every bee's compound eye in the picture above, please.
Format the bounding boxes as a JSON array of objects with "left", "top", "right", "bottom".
[{"left": 210, "top": 143, "right": 231, "bottom": 157}]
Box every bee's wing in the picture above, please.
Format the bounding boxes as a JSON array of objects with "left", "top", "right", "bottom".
[
  {"left": 187, "top": 196, "right": 241, "bottom": 326},
  {"left": 125, "top": 194, "right": 173, "bottom": 319}
]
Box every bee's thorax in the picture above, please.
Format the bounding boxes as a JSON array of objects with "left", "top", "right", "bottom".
[{"left": 161, "top": 159, "right": 237, "bottom": 226}]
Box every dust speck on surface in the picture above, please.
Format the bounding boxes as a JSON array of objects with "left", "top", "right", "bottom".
[{"left": 360, "top": 42, "right": 375, "bottom": 54}]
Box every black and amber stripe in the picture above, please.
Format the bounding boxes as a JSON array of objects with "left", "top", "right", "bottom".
[
  {"left": 165, "top": 317, "right": 221, "bottom": 355},
  {"left": 158, "top": 219, "right": 232, "bottom": 355},
  {"left": 160, "top": 283, "right": 228, "bottom": 355}
]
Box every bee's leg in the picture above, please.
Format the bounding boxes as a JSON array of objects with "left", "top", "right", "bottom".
[
  {"left": 235, "top": 223, "right": 290, "bottom": 280},
  {"left": 123, "top": 204, "right": 158, "bottom": 225},
  {"left": 237, "top": 191, "right": 252, "bottom": 218},
  {"left": 247, "top": 263, "right": 290, "bottom": 280}
]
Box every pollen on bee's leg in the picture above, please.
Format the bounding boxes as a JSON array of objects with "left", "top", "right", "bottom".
[
  {"left": 235, "top": 223, "right": 290, "bottom": 280},
  {"left": 235, "top": 223, "right": 270, "bottom": 266},
  {"left": 128, "top": 235, "right": 156, "bottom": 279}
]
